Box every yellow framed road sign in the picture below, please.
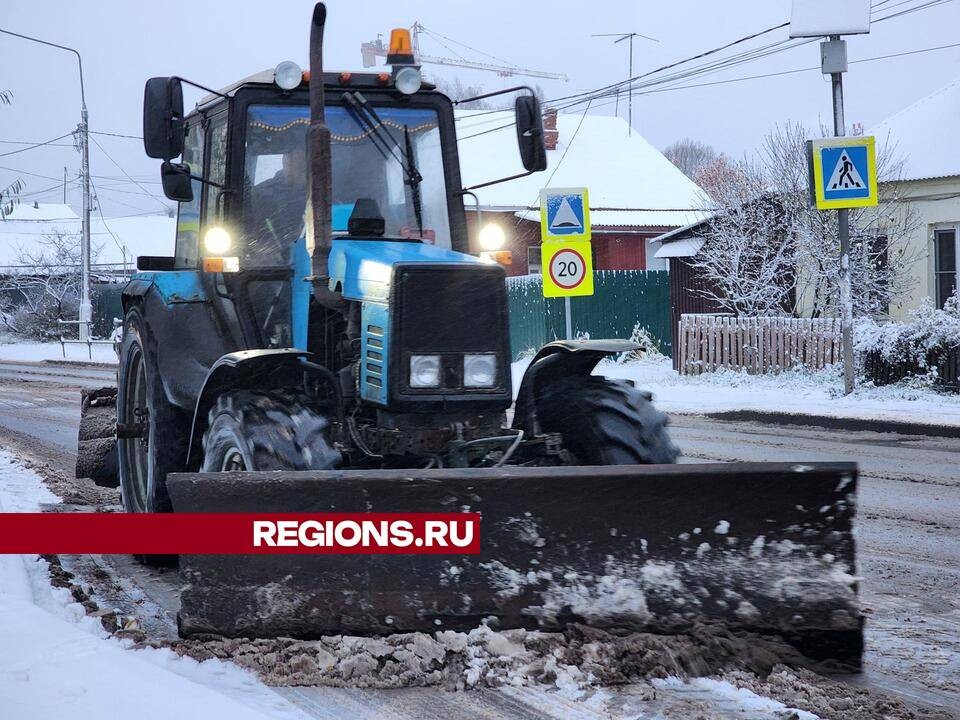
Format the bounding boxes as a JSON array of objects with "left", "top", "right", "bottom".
[
  {"left": 541, "top": 241, "right": 594, "bottom": 298},
  {"left": 808, "top": 135, "right": 878, "bottom": 210},
  {"left": 539, "top": 187, "right": 591, "bottom": 242}
]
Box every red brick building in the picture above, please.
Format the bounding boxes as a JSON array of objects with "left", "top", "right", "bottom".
[{"left": 456, "top": 108, "right": 707, "bottom": 276}]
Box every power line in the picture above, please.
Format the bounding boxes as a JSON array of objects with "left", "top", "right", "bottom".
[
  {"left": 90, "top": 129, "right": 142, "bottom": 140},
  {"left": 458, "top": 3, "right": 959, "bottom": 143},
  {"left": 0, "top": 164, "right": 63, "bottom": 182},
  {"left": 0, "top": 139, "right": 74, "bottom": 147},
  {"left": 89, "top": 134, "right": 169, "bottom": 211},
  {"left": 417, "top": 24, "right": 521, "bottom": 69},
  {"left": 458, "top": 0, "right": 951, "bottom": 127},
  {"left": 595, "top": 38, "right": 960, "bottom": 103},
  {"left": 0, "top": 131, "right": 74, "bottom": 158},
  {"left": 89, "top": 173, "right": 131, "bottom": 265}
]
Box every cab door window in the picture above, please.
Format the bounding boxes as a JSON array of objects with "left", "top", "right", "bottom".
[
  {"left": 204, "top": 114, "right": 228, "bottom": 227},
  {"left": 174, "top": 122, "right": 204, "bottom": 269}
]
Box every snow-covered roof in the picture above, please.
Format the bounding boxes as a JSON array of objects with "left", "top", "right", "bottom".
[
  {"left": 456, "top": 110, "right": 710, "bottom": 228},
  {"left": 654, "top": 237, "right": 705, "bottom": 258},
  {"left": 869, "top": 77, "right": 960, "bottom": 182},
  {"left": 0, "top": 203, "right": 175, "bottom": 269},
  {"left": 4, "top": 202, "right": 80, "bottom": 222}
]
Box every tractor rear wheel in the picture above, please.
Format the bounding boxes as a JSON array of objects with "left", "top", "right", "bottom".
[
  {"left": 201, "top": 390, "right": 341, "bottom": 472},
  {"left": 537, "top": 375, "right": 679, "bottom": 465}
]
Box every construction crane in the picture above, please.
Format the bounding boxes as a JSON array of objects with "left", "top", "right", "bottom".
[{"left": 361, "top": 21, "right": 568, "bottom": 81}]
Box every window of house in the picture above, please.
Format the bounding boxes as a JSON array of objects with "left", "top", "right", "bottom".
[
  {"left": 527, "top": 246, "right": 542, "bottom": 275},
  {"left": 935, "top": 227, "right": 958, "bottom": 308}
]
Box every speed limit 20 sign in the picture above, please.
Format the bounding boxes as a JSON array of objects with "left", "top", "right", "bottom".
[{"left": 541, "top": 241, "right": 594, "bottom": 298}]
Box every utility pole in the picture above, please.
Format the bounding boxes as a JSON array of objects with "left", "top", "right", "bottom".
[
  {"left": 79, "top": 102, "right": 91, "bottom": 342},
  {"left": 0, "top": 28, "right": 91, "bottom": 341},
  {"left": 592, "top": 32, "right": 658, "bottom": 135},
  {"left": 63, "top": 166, "right": 67, "bottom": 203},
  {"left": 825, "top": 35, "right": 855, "bottom": 395}
]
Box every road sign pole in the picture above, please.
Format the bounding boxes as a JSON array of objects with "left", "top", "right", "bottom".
[
  {"left": 828, "top": 35, "right": 855, "bottom": 395},
  {"left": 564, "top": 297, "right": 573, "bottom": 340}
]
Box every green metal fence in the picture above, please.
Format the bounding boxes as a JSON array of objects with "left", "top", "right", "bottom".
[
  {"left": 507, "top": 270, "right": 671, "bottom": 360},
  {"left": 91, "top": 282, "right": 126, "bottom": 338}
]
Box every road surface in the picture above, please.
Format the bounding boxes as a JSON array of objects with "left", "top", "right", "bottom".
[{"left": 0, "top": 361, "right": 956, "bottom": 719}]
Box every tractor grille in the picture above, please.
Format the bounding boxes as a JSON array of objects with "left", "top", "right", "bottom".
[
  {"left": 392, "top": 264, "right": 511, "bottom": 400},
  {"left": 395, "top": 265, "right": 507, "bottom": 353}
]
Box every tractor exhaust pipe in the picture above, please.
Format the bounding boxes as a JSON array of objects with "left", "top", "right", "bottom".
[{"left": 307, "top": 2, "right": 333, "bottom": 284}]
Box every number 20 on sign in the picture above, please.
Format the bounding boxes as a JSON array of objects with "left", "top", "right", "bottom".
[{"left": 541, "top": 241, "right": 594, "bottom": 298}]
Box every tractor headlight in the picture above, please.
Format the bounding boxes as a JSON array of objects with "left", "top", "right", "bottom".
[
  {"left": 409, "top": 354, "right": 441, "bottom": 388},
  {"left": 274, "top": 61, "right": 303, "bottom": 90},
  {"left": 204, "top": 226, "right": 232, "bottom": 254},
  {"left": 464, "top": 353, "right": 497, "bottom": 388},
  {"left": 479, "top": 223, "right": 505, "bottom": 251},
  {"left": 394, "top": 66, "right": 422, "bottom": 95}
]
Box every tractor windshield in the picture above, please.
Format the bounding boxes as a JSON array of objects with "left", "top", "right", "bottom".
[{"left": 242, "top": 103, "right": 451, "bottom": 266}]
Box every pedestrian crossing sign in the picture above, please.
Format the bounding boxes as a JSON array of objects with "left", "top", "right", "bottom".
[
  {"left": 807, "top": 136, "right": 878, "bottom": 210},
  {"left": 539, "top": 187, "right": 591, "bottom": 242}
]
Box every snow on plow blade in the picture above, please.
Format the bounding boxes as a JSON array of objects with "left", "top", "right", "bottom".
[{"left": 167, "top": 462, "right": 862, "bottom": 667}]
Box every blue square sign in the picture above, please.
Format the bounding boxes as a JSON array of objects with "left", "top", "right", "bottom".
[
  {"left": 820, "top": 145, "right": 870, "bottom": 200},
  {"left": 539, "top": 187, "right": 591, "bottom": 242},
  {"left": 808, "top": 136, "right": 878, "bottom": 210}
]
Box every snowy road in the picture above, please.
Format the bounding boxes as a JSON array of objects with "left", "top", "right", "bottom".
[
  {"left": 0, "top": 363, "right": 957, "bottom": 718},
  {"left": 669, "top": 416, "right": 960, "bottom": 712}
]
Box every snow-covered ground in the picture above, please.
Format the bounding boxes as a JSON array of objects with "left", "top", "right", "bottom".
[
  {"left": 0, "top": 451, "right": 308, "bottom": 720},
  {"left": 0, "top": 340, "right": 117, "bottom": 364},
  {"left": 512, "top": 355, "right": 960, "bottom": 428}
]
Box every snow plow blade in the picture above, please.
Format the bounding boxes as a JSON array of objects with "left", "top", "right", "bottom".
[{"left": 167, "top": 462, "right": 862, "bottom": 668}]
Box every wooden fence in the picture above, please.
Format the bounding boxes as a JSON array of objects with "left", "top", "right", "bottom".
[{"left": 677, "top": 314, "right": 842, "bottom": 375}]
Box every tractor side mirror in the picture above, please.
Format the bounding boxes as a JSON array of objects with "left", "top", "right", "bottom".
[
  {"left": 160, "top": 161, "right": 194, "bottom": 203},
  {"left": 143, "top": 77, "right": 185, "bottom": 160},
  {"left": 515, "top": 95, "right": 547, "bottom": 172}
]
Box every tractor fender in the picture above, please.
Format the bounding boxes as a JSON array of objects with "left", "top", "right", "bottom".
[
  {"left": 184, "top": 349, "right": 313, "bottom": 470},
  {"left": 512, "top": 339, "right": 640, "bottom": 435}
]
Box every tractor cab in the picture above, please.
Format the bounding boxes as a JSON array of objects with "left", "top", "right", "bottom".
[{"left": 141, "top": 39, "right": 546, "bottom": 362}]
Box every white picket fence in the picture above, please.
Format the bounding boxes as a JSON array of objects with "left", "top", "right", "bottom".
[{"left": 677, "top": 314, "right": 842, "bottom": 375}]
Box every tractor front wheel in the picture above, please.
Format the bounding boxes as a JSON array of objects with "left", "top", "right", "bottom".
[
  {"left": 201, "top": 391, "right": 341, "bottom": 472},
  {"left": 116, "top": 309, "right": 186, "bottom": 514},
  {"left": 537, "top": 375, "right": 679, "bottom": 465}
]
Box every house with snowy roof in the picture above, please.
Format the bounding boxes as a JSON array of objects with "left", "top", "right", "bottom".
[
  {"left": 456, "top": 108, "right": 709, "bottom": 276},
  {"left": 0, "top": 202, "right": 175, "bottom": 273},
  {"left": 871, "top": 77, "right": 960, "bottom": 316}
]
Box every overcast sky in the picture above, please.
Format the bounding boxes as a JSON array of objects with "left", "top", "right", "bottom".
[{"left": 1, "top": 0, "right": 958, "bottom": 217}]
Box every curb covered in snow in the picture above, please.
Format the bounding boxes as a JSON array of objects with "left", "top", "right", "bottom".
[{"left": 697, "top": 409, "right": 960, "bottom": 438}]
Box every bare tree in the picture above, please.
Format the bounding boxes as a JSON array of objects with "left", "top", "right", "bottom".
[
  {"left": 689, "top": 160, "right": 801, "bottom": 316},
  {"left": 692, "top": 154, "right": 741, "bottom": 202},
  {"left": 663, "top": 138, "right": 718, "bottom": 180},
  {"left": 1, "top": 177, "right": 23, "bottom": 219},
  {"left": 0, "top": 91, "right": 22, "bottom": 218},
  {"left": 0, "top": 231, "right": 101, "bottom": 340},
  {"left": 690, "top": 122, "right": 921, "bottom": 319},
  {"left": 431, "top": 77, "right": 491, "bottom": 109}
]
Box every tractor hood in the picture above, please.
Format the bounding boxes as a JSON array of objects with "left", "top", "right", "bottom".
[{"left": 327, "top": 238, "right": 486, "bottom": 303}]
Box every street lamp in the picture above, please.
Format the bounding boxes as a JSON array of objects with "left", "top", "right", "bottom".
[{"left": 0, "top": 28, "right": 92, "bottom": 342}]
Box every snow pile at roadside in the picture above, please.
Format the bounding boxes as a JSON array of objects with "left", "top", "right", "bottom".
[
  {"left": 512, "top": 356, "right": 960, "bottom": 428},
  {"left": 0, "top": 340, "right": 117, "bottom": 364},
  {"left": 0, "top": 452, "right": 307, "bottom": 720},
  {"left": 153, "top": 621, "right": 814, "bottom": 692}
]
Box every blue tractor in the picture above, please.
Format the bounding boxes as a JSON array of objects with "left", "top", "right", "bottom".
[{"left": 76, "top": 4, "right": 862, "bottom": 668}]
